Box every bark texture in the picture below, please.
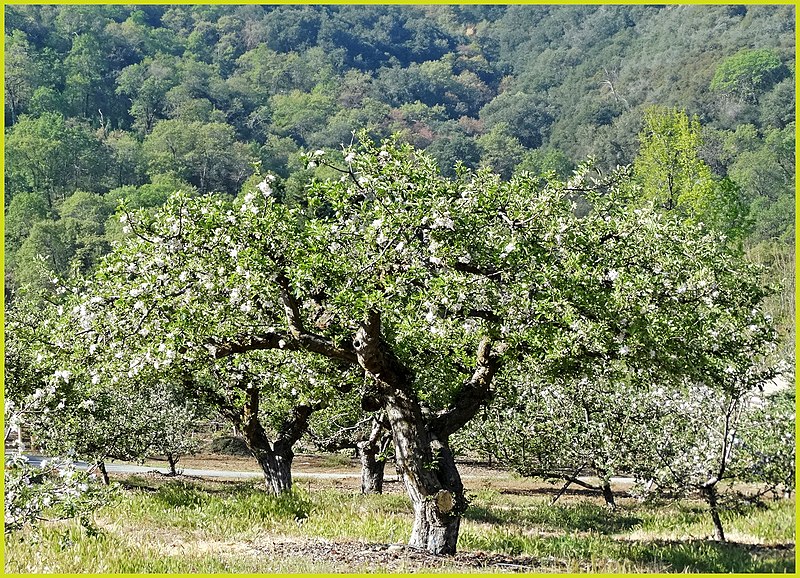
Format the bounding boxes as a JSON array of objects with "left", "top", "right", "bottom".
[
  {"left": 239, "top": 385, "right": 321, "bottom": 495},
  {"left": 357, "top": 440, "right": 385, "bottom": 494},
  {"left": 357, "top": 414, "right": 391, "bottom": 494},
  {"left": 352, "top": 313, "right": 501, "bottom": 554}
]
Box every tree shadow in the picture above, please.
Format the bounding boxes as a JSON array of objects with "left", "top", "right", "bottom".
[
  {"left": 617, "top": 537, "right": 795, "bottom": 573},
  {"left": 464, "top": 500, "right": 641, "bottom": 534},
  {"left": 463, "top": 504, "right": 510, "bottom": 525},
  {"left": 500, "top": 486, "right": 604, "bottom": 499}
]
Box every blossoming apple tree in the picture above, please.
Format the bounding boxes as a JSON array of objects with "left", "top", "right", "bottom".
[{"left": 50, "top": 136, "right": 774, "bottom": 554}]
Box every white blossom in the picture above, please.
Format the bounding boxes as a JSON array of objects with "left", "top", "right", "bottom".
[
  {"left": 256, "top": 180, "right": 272, "bottom": 196},
  {"left": 54, "top": 369, "right": 71, "bottom": 383},
  {"left": 432, "top": 215, "right": 455, "bottom": 230}
]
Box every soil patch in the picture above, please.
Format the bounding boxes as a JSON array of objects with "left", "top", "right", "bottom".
[{"left": 256, "top": 537, "right": 569, "bottom": 573}]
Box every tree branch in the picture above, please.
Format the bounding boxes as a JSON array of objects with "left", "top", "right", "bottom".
[
  {"left": 275, "top": 401, "right": 326, "bottom": 449},
  {"left": 453, "top": 261, "right": 503, "bottom": 281},
  {"left": 211, "top": 330, "right": 358, "bottom": 365},
  {"left": 430, "top": 338, "right": 504, "bottom": 438},
  {"left": 275, "top": 271, "right": 304, "bottom": 336}
]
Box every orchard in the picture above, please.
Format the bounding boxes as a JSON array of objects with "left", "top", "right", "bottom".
[{"left": 7, "top": 136, "right": 788, "bottom": 556}]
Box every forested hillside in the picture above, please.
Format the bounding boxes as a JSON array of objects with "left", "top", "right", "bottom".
[{"left": 4, "top": 4, "right": 795, "bottom": 358}]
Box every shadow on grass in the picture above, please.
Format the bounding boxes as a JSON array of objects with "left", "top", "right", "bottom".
[
  {"left": 463, "top": 505, "right": 510, "bottom": 525},
  {"left": 617, "top": 537, "right": 795, "bottom": 573},
  {"left": 465, "top": 501, "right": 641, "bottom": 535},
  {"left": 119, "top": 475, "right": 265, "bottom": 496},
  {"left": 500, "top": 486, "right": 607, "bottom": 499}
]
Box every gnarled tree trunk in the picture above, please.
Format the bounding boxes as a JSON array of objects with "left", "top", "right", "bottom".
[
  {"left": 353, "top": 313, "right": 501, "bottom": 554},
  {"left": 238, "top": 385, "right": 321, "bottom": 495},
  {"left": 244, "top": 422, "right": 294, "bottom": 494},
  {"left": 594, "top": 468, "right": 616, "bottom": 510},
  {"left": 404, "top": 437, "right": 464, "bottom": 553}
]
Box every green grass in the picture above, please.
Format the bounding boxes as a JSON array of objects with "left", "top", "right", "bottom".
[{"left": 5, "top": 477, "right": 795, "bottom": 573}]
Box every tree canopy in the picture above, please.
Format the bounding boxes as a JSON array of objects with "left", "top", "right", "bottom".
[{"left": 36, "top": 137, "right": 778, "bottom": 553}]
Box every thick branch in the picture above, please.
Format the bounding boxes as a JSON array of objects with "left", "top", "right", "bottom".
[
  {"left": 468, "top": 309, "right": 502, "bottom": 324},
  {"left": 453, "top": 261, "right": 502, "bottom": 280},
  {"left": 430, "top": 338, "right": 503, "bottom": 438},
  {"left": 276, "top": 401, "right": 326, "bottom": 449},
  {"left": 275, "top": 272, "right": 304, "bottom": 336},
  {"left": 212, "top": 330, "right": 358, "bottom": 365},
  {"left": 353, "top": 311, "right": 414, "bottom": 386}
]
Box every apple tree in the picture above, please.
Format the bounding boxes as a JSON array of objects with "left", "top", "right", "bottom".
[{"left": 51, "top": 136, "right": 774, "bottom": 554}]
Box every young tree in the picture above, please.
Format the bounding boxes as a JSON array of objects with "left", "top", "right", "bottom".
[
  {"left": 115, "top": 55, "right": 178, "bottom": 134},
  {"left": 631, "top": 376, "right": 789, "bottom": 542},
  {"left": 735, "top": 388, "right": 795, "bottom": 500},
  {"left": 4, "top": 299, "right": 111, "bottom": 524},
  {"left": 52, "top": 137, "right": 773, "bottom": 554},
  {"left": 711, "top": 49, "right": 787, "bottom": 105},
  {"left": 6, "top": 289, "right": 207, "bottom": 486},
  {"left": 633, "top": 107, "right": 748, "bottom": 241},
  {"left": 456, "top": 371, "right": 660, "bottom": 510}
]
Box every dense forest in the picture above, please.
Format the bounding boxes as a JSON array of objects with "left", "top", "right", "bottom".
[{"left": 4, "top": 4, "right": 795, "bottom": 356}]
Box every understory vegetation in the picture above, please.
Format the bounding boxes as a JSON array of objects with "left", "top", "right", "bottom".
[{"left": 5, "top": 476, "right": 795, "bottom": 574}]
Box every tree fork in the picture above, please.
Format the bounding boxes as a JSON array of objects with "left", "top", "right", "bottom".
[
  {"left": 352, "top": 312, "right": 471, "bottom": 554},
  {"left": 240, "top": 384, "right": 323, "bottom": 495}
]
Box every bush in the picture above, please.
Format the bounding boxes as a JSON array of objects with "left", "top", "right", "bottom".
[{"left": 208, "top": 435, "right": 251, "bottom": 457}]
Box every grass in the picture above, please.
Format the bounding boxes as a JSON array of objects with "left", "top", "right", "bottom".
[{"left": 5, "top": 476, "right": 795, "bottom": 573}]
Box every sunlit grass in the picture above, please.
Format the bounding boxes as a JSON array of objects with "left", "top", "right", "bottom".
[{"left": 5, "top": 476, "right": 794, "bottom": 573}]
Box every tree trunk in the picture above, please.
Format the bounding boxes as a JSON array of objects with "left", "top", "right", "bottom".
[
  {"left": 242, "top": 419, "right": 294, "bottom": 495},
  {"left": 404, "top": 439, "right": 463, "bottom": 554},
  {"left": 166, "top": 453, "right": 179, "bottom": 476},
  {"left": 353, "top": 319, "right": 464, "bottom": 554},
  {"left": 381, "top": 391, "right": 464, "bottom": 554},
  {"left": 352, "top": 315, "right": 501, "bottom": 555},
  {"left": 96, "top": 460, "right": 110, "bottom": 485},
  {"left": 357, "top": 439, "right": 385, "bottom": 494},
  {"left": 254, "top": 444, "right": 294, "bottom": 495},
  {"left": 601, "top": 479, "right": 616, "bottom": 510},
  {"left": 702, "top": 484, "right": 726, "bottom": 541},
  {"left": 236, "top": 384, "right": 322, "bottom": 495},
  {"left": 357, "top": 414, "right": 391, "bottom": 494}
]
